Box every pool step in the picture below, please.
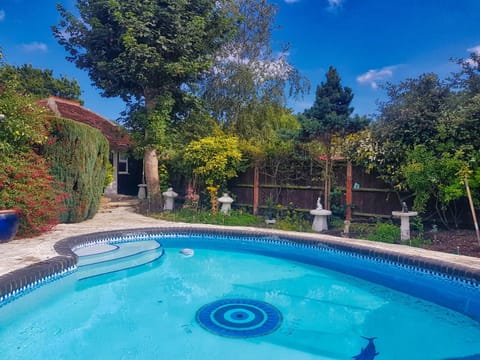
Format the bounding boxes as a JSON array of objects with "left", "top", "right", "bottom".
[{"left": 75, "top": 240, "right": 164, "bottom": 280}]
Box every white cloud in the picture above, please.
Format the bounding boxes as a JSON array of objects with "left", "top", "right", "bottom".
[
  {"left": 466, "top": 45, "right": 480, "bottom": 66},
  {"left": 21, "top": 42, "right": 48, "bottom": 53},
  {"left": 356, "top": 66, "right": 397, "bottom": 89},
  {"left": 0, "top": 10, "right": 5, "bottom": 22},
  {"left": 214, "top": 44, "right": 294, "bottom": 85},
  {"left": 327, "top": 0, "right": 344, "bottom": 10},
  {"left": 467, "top": 45, "right": 480, "bottom": 55}
]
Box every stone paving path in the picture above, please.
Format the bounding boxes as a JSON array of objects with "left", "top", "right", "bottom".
[
  {"left": 1, "top": 195, "right": 480, "bottom": 278},
  {"left": 0, "top": 196, "right": 172, "bottom": 276}
]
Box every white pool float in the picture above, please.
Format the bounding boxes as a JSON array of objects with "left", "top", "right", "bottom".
[{"left": 179, "top": 248, "right": 194, "bottom": 257}]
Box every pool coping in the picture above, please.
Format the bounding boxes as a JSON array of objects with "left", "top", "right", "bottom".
[{"left": 1, "top": 225, "right": 479, "bottom": 300}]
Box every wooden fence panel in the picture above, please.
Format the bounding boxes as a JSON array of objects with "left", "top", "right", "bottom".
[{"left": 229, "top": 162, "right": 402, "bottom": 217}]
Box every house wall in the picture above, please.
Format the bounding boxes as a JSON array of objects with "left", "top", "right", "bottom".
[{"left": 117, "top": 157, "right": 143, "bottom": 196}]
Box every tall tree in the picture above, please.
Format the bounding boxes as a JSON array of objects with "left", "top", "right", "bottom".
[
  {"left": 200, "top": 0, "right": 307, "bottom": 213},
  {"left": 300, "top": 66, "right": 368, "bottom": 209},
  {"left": 53, "top": 0, "right": 232, "bottom": 209},
  {"left": 201, "top": 0, "right": 306, "bottom": 131},
  {"left": 451, "top": 52, "right": 480, "bottom": 97},
  {"left": 301, "top": 66, "right": 355, "bottom": 139},
  {"left": 347, "top": 56, "right": 480, "bottom": 226},
  {"left": 371, "top": 73, "right": 450, "bottom": 188},
  {"left": 0, "top": 64, "right": 82, "bottom": 101}
]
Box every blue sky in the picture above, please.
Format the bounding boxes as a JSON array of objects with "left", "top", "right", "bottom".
[{"left": 1, "top": 0, "right": 479, "bottom": 121}]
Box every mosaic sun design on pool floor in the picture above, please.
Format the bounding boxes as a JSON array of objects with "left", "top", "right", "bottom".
[{"left": 196, "top": 298, "right": 283, "bottom": 338}]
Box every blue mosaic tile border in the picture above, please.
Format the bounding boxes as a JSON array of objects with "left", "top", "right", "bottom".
[
  {"left": 0, "top": 265, "right": 75, "bottom": 307},
  {"left": 55, "top": 227, "right": 480, "bottom": 289},
  {"left": 1, "top": 226, "right": 479, "bottom": 316}
]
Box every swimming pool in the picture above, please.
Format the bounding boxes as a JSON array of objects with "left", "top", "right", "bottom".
[{"left": 0, "top": 228, "right": 479, "bottom": 359}]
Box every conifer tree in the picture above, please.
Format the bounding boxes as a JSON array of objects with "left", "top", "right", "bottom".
[{"left": 301, "top": 66, "right": 368, "bottom": 209}]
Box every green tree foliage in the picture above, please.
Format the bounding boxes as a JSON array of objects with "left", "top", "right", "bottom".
[
  {"left": 0, "top": 64, "right": 82, "bottom": 101},
  {"left": 201, "top": 0, "right": 307, "bottom": 137},
  {"left": 300, "top": 66, "right": 369, "bottom": 209},
  {"left": 451, "top": 52, "right": 480, "bottom": 96},
  {"left": 42, "top": 117, "right": 109, "bottom": 223},
  {"left": 371, "top": 73, "right": 450, "bottom": 187},
  {"left": 53, "top": 0, "right": 231, "bottom": 103},
  {"left": 366, "top": 63, "right": 480, "bottom": 186},
  {"left": 0, "top": 82, "right": 48, "bottom": 154},
  {"left": 53, "top": 0, "right": 233, "bottom": 208},
  {"left": 402, "top": 146, "right": 466, "bottom": 227},
  {"left": 301, "top": 66, "right": 356, "bottom": 140},
  {"left": 239, "top": 104, "right": 300, "bottom": 160},
  {"left": 183, "top": 134, "right": 242, "bottom": 188},
  {"left": 198, "top": 0, "right": 307, "bottom": 214},
  {"left": 350, "top": 54, "right": 480, "bottom": 226},
  {"left": 122, "top": 95, "right": 173, "bottom": 155},
  {"left": 261, "top": 137, "right": 322, "bottom": 190}
]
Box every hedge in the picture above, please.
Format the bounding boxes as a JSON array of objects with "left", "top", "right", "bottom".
[{"left": 43, "top": 117, "right": 109, "bottom": 223}]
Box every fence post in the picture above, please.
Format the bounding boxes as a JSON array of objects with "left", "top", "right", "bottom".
[
  {"left": 253, "top": 165, "right": 259, "bottom": 215},
  {"left": 346, "top": 161, "right": 352, "bottom": 221}
]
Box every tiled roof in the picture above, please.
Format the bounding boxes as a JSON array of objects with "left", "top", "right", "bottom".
[{"left": 39, "top": 96, "right": 131, "bottom": 150}]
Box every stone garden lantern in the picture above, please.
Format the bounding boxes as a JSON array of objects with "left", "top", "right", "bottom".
[
  {"left": 218, "top": 193, "right": 234, "bottom": 214},
  {"left": 162, "top": 187, "right": 178, "bottom": 211}
]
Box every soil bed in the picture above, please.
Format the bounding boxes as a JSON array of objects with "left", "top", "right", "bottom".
[
  {"left": 324, "top": 228, "right": 480, "bottom": 258},
  {"left": 422, "top": 229, "right": 480, "bottom": 258}
]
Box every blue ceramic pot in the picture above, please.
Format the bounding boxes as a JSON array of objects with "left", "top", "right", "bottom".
[{"left": 0, "top": 210, "right": 19, "bottom": 243}]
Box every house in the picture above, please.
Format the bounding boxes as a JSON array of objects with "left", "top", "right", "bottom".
[{"left": 39, "top": 96, "right": 142, "bottom": 196}]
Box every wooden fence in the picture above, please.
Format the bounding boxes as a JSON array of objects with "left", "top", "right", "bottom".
[{"left": 228, "top": 162, "right": 403, "bottom": 218}]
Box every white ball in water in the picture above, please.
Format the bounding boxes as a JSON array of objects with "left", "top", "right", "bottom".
[{"left": 179, "top": 248, "right": 194, "bottom": 257}]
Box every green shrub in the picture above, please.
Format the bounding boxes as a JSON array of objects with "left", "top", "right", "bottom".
[
  {"left": 42, "top": 117, "right": 109, "bottom": 223},
  {"left": 367, "top": 221, "right": 401, "bottom": 243},
  {"left": 349, "top": 222, "right": 376, "bottom": 237},
  {"left": 0, "top": 84, "right": 48, "bottom": 154},
  {"left": 104, "top": 161, "right": 114, "bottom": 190},
  {"left": 411, "top": 216, "right": 424, "bottom": 239},
  {"left": 274, "top": 218, "right": 312, "bottom": 232},
  {"left": 0, "top": 151, "right": 67, "bottom": 237},
  {"left": 183, "top": 134, "right": 242, "bottom": 188},
  {"left": 274, "top": 202, "right": 312, "bottom": 232},
  {"left": 328, "top": 216, "right": 345, "bottom": 230}
]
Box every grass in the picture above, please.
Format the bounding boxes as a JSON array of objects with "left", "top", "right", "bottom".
[
  {"left": 151, "top": 209, "right": 263, "bottom": 227},
  {"left": 150, "top": 208, "right": 314, "bottom": 232},
  {"left": 274, "top": 217, "right": 313, "bottom": 232}
]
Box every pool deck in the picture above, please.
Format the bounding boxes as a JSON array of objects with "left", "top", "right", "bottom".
[{"left": 1, "top": 195, "right": 480, "bottom": 279}]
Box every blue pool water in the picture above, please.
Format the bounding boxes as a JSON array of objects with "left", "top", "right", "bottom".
[{"left": 0, "top": 234, "right": 479, "bottom": 359}]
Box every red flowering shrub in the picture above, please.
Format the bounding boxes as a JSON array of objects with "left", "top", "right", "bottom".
[{"left": 0, "top": 151, "right": 68, "bottom": 237}]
